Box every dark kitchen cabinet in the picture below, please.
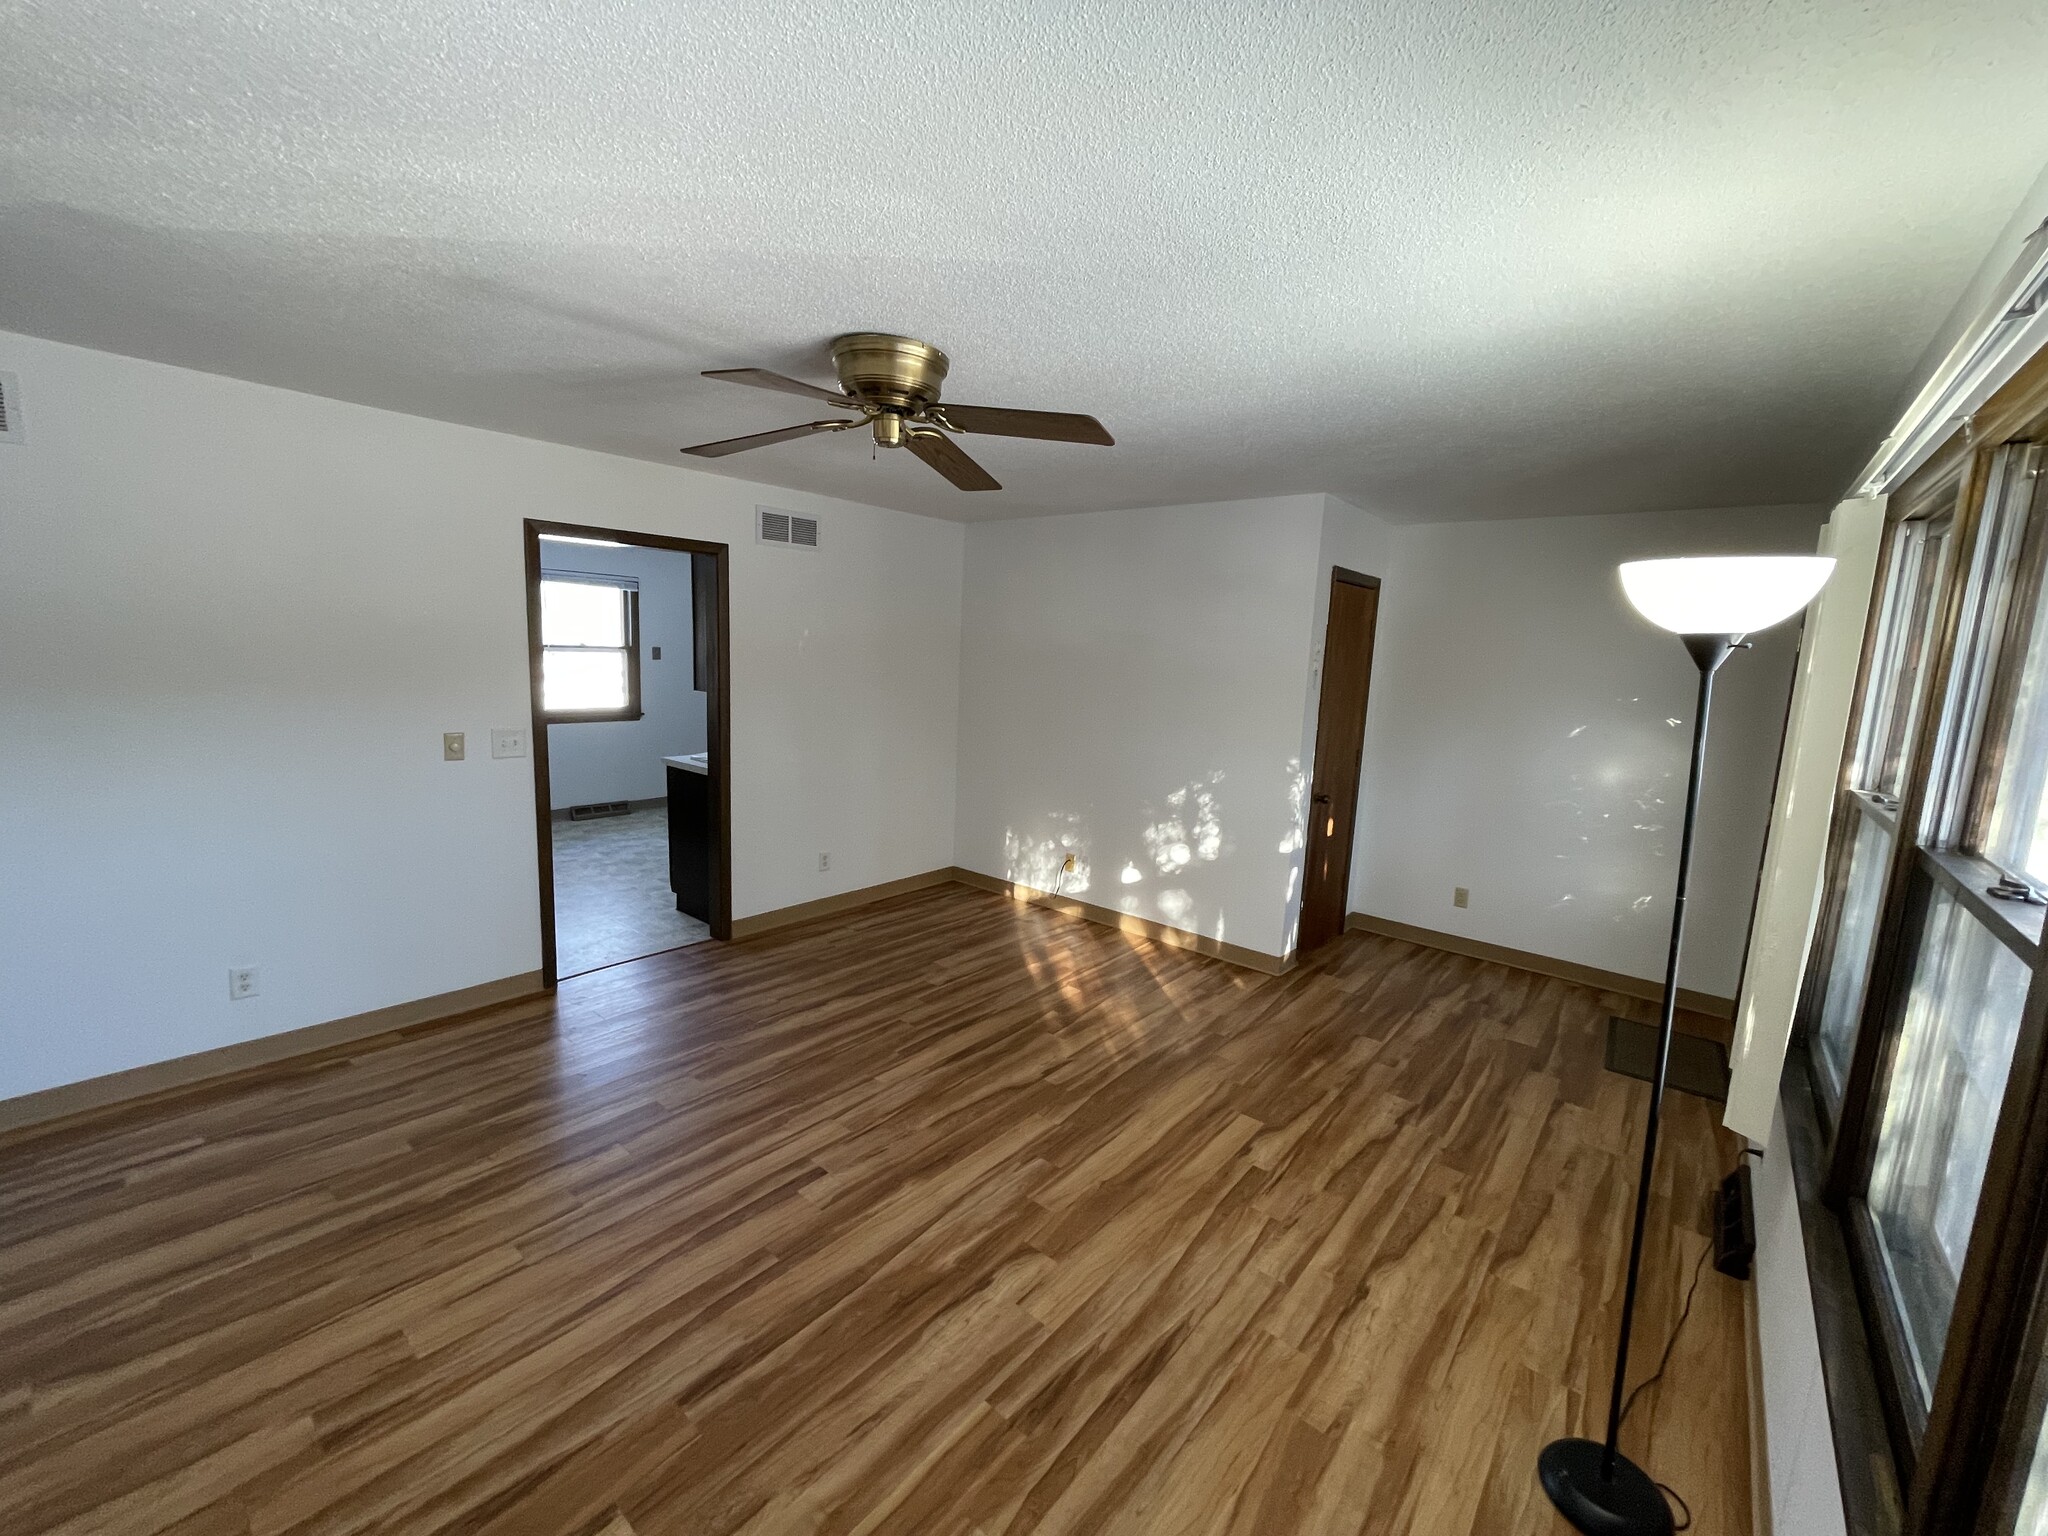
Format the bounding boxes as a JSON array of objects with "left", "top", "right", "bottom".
[{"left": 667, "top": 763, "right": 712, "bottom": 921}]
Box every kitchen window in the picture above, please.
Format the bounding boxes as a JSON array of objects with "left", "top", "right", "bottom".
[{"left": 540, "top": 573, "right": 642, "bottom": 721}]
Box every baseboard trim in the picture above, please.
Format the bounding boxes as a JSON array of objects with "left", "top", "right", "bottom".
[
  {"left": 950, "top": 867, "right": 1293, "bottom": 976},
  {"left": 728, "top": 869, "right": 960, "bottom": 940},
  {"left": 0, "top": 970, "right": 546, "bottom": 1141},
  {"left": 1344, "top": 912, "right": 1736, "bottom": 1024},
  {"left": 1744, "top": 1241, "right": 1774, "bottom": 1536}
]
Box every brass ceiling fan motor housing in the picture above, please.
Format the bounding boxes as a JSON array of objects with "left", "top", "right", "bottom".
[
  {"left": 830, "top": 333, "right": 950, "bottom": 414},
  {"left": 831, "top": 334, "right": 948, "bottom": 451}
]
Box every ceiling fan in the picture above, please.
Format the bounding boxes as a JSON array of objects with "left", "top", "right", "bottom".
[{"left": 681, "top": 333, "right": 1113, "bottom": 492}]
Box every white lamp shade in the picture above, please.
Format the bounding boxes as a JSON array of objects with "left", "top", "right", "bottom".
[{"left": 1618, "top": 556, "right": 1835, "bottom": 636}]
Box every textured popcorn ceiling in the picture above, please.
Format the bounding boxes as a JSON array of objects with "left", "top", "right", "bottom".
[{"left": 3, "top": 2, "right": 2045, "bottom": 523}]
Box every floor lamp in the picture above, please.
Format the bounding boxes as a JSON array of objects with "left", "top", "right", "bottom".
[{"left": 1539, "top": 554, "right": 1835, "bottom": 1536}]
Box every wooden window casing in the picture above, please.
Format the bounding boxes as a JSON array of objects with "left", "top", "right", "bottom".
[{"left": 1789, "top": 342, "right": 2048, "bottom": 1535}]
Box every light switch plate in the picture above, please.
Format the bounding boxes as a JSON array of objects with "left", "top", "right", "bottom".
[
  {"left": 443, "top": 732, "right": 466, "bottom": 761},
  {"left": 491, "top": 728, "right": 528, "bottom": 759}
]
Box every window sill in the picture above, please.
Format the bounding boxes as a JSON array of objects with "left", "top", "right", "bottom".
[
  {"left": 1918, "top": 847, "right": 2045, "bottom": 964},
  {"left": 543, "top": 710, "right": 646, "bottom": 725},
  {"left": 1848, "top": 788, "right": 1904, "bottom": 835}
]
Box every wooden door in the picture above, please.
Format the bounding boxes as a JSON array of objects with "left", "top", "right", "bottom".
[{"left": 1297, "top": 570, "right": 1380, "bottom": 953}]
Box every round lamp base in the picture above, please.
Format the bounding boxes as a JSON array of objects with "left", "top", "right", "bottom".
[{"left": 1537, "top": 1438, "right": 1674, "bottom": 1535}]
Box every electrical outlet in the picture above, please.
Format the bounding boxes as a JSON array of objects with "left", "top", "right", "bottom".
[
  {"left": 491, "top": 728, "right": 527, "bottom": 759},
  {"left": 1453, "top": 886, "right": 1470, "bottom": 909},
  {"left": 443, "top": 732, "right": 466, "bottom": 761},
  {"left": 818, "top": 852, "right": 831, "bottom": 873},
  {"left": 228, "top": 966, "right": 260, "bottom": 1000}
]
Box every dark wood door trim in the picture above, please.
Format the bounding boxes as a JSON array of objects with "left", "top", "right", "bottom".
[
  {"left": 524, "top": 519, "right": 733, "bottom": 989},
  {"left": 1297, "top": 567, "right": 1381, "bottom": 955}
]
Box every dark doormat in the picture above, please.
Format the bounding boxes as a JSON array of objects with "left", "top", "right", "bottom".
[{"left": 1604, "top": 1016, "right": 1730, "bottom": 1102}]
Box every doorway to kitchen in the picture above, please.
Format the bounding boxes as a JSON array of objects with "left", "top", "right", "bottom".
[{"left": 523, "top": 520, "right": 731, "bottom": 985}]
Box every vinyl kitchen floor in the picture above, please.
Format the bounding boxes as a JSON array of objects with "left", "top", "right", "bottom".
[{"left": 552, "top": 804, "right": 710, "bottom": 977}]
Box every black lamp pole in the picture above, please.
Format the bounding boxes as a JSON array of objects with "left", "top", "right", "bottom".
[{"left": 1539, "top": 630, "right": 1740, "bottom": 1536}]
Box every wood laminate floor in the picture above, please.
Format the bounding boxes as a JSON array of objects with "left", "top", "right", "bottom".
[{"left": 0, "top": 885, "right": 1750, "bottom": 1535}]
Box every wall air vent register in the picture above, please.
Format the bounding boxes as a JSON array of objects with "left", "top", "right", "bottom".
[{"left": 757, "top": 507, "right": 819, "bottom": 548}]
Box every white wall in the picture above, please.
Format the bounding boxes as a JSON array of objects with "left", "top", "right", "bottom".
[
  {"left": 0, "top": 330, "right": 964, "bottom": 1100},
  {"left": 540, "top": 541, "right": 707, "bottom": 810},
  {"left": 1752, "top": 1104, "right": 1849, "bottom": 1536},
  {"left": 953, "top": 495, "right": 1334, "bottom": 959},
  {"left": 1350, "top": 503, "right": 1826, "bottom": 999},
  {"left": 952, "top": 489, "right": 1803, "bottom": 984}
]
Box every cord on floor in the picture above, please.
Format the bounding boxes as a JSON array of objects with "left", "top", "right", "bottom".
[
  {"left": 1658, "top": 1480, "right": 1694, "bottom": 1530},
  {"left": 1618, "top": 1239, "right": 1714, "bottom": 1429},
  {"left": 1619, "top": 1224, "right": 1716, "bottom": 1532}
]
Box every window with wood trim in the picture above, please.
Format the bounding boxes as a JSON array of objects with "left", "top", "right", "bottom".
[
  {"left": 540, "top": 575, "right": 642, "bottom": 722},
  {"left": 1854, "top": 515, "right": 1953, "bottom": 804},
  {"left": 1968, "top": 447, "right": 2048, "bottom": 888},
  {"left": 1791, "top": 344, "right": 2048, "bottom": 1536}
]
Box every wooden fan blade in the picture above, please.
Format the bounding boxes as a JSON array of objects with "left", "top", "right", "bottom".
[
  {"left": 681, "top": 419, "right": 849, "bottom": 458},
  {"left": 702, "top": 367, "right": 858, "bottom": 407},
  {"left": 906, "top": 430, "right": 1001, "bottom": 491},
  {"left": 935, "top": 403, "right": 1113, "bottom": 445}
]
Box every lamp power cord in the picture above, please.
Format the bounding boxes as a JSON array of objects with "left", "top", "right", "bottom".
[{"left": 1614, "top": 1233, "right": 1715, "bottom": 1531}]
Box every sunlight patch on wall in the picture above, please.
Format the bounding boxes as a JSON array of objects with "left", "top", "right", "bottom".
[
  {"left": 1278, "top": 758, "right": 1308, "bottom": 855},
  {"left": 1538, "top": 701, "right": 1698, "bottom": 928},
  {"left": 1003, "top": 813, "right": 1091, "bottom": 897},
  {"left": 1143, "top": 772, "right": 1226, "bottom": 876}
]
